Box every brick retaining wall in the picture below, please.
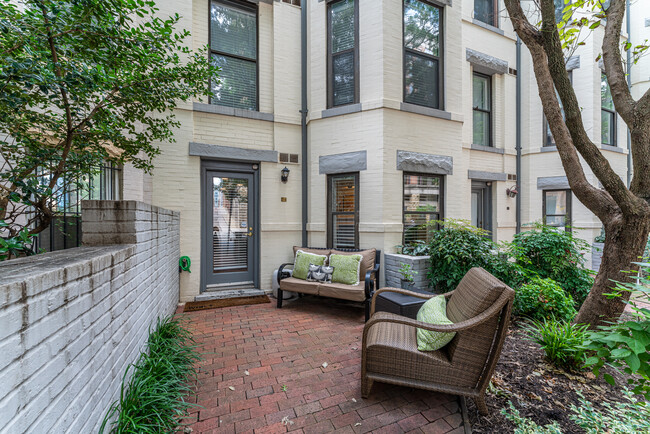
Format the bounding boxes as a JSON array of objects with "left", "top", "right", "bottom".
[{"left": 0, "top": 201, "right": 180, "bottom": 433}]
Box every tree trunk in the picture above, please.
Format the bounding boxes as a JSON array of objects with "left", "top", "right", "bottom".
[{"left": 575, "top": 215, "right": 650, "bottom": 325}]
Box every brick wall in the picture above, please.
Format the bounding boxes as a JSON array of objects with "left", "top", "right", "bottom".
[
  {"left": 384, "top": 253, "right": 433, "bottom": 291},
  {"left": 0, "top": 200, "right": 180, "bottom": 434}
]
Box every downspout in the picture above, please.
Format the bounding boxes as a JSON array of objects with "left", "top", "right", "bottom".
[
  {"left": 301, "top": 0, "right": 308, "bottom": 246},
  {"left": 516, "top": 36, "right": 522, "bottom": 234},
  {"left": 626, "top": 0, "right": 632, "bottom": 187}
]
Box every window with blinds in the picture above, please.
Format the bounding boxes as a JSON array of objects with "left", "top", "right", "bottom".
[
  {"left": 403, "top": 0, "right": 443, "bottom": 109},
  {"left": 328, "top": 173, "right": 359, "bottom": 249},
  {"left": 328, "top": 0, "right": 358, "bottom": 107},
  {"left": 403, "top": 173, "right": 443, "bottom": 245},
  {"left": 210, "top": 0, "right": 257, "bottom": 110}
]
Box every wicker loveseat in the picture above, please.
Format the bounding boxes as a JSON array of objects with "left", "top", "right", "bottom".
[
  {"left": 277, "top": 247, "right": 381, "bottom": 321},
  {"left": 361, "top": 267, "right": 514, "bottom": 415}
]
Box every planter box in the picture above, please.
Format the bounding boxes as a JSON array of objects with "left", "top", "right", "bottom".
[
  {"left": 592, "top": 242, "right": 604, "bottom": 273},
  {"left": 384, "top": 253, "right": 433, "bottom": 291}
]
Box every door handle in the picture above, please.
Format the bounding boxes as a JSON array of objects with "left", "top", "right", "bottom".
[{"left": 248, "top": 231, "right": 253, "bottom": 237}]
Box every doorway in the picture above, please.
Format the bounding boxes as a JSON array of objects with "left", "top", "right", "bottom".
[
  {"left": 471, "top": 181, "right": 492, "bottom": 237},
  {"left": 201, "top": 161, "right": 259, "bottom": 291}
]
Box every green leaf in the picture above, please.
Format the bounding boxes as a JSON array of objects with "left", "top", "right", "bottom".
[
  {"left": 603, "top": 373, "right": 616, "bottom": 386},
  {"left": 625, "top": 353, "right": 641, "bottom": 372}
]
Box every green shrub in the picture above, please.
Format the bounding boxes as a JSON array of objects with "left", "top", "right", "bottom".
[
  {"left": 503, "top": 389, "right": 650, "bottom": 434},
  {"left": 0, "top": 221, "right": 37, "bottom": 260},
  {"left": 522, "top": 318, "right": 589, "bottom": 370},
  {"left": 583, "top": 262, "right": 650, "bottom": 399},
  {"left": 99, "top": 316, "right": 201, "bottom": 433},
  {"left": 514, "top": 278, "right": 577, "bottom": 321},
  {"left": 426, "top": 219, "right": 526, "bottom": 292},
  {"left": 396, "top": 240, "right": 428, "bottom": 256},
  {"left": 510, "top": 223, "right": 594, "bottom": 306}
]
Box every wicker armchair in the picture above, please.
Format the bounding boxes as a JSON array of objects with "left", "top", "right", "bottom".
[{"left": 361, "top": 267, "right": 514, "bottom": 415}]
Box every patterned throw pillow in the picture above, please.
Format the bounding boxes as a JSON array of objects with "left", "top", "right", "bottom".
[
  {"left": 416, "top": 295, "right": 456, "bottom": 351},
  {"left": 329, "top": 254, "right": 362, "bottom": 286},
  {"left": 307, "top": 264, "right": 334, "bottom": 283},
  {"left": 293, "top": 250, "right": 327, "bottom": 280}
]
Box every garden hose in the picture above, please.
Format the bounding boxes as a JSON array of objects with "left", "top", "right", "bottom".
[{"left": 179, "top": 256, "right": 191, "bottom": 273}]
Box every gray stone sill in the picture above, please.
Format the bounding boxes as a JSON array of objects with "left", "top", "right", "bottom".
[
  {"left": 601, "top": 144, "right": 625, "bottom": 153},
  {"left": 471, "top": 144, "right": 505, "bottom": 154},
  {"left": 400, "top": 102, "right": 452, "bottom": 120},
  {"left": 540, "top": 146, "right": 557, "bottom": 153},
  {"left": 471, "top": 18, "right": 506, "bottom": 36},
  {"left": 193, "top": 102, "right": 274, "bottom": 122},
  {"left": 321, "top": 103, "right": 362, "bottom": 119}
]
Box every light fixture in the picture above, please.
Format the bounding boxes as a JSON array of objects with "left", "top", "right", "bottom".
[
  {"left": 281, "top": 166, "right": 290, "bottom": 183},
  {"left": 506, "top": 185, "right": 518, "bottom": 198}
]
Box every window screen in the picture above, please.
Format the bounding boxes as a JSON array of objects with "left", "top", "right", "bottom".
[
  {"left": 328, "top": 173, "right": 358, "bottom": 249},
  {"left": 404, "top": 0, "right": 442, "bottom": 109},
  {"left": 403, "top": 173, "right": 443, "bottom": 245},
  {"left": 210, "top": 1, "right": 257, "bottom": 110}
]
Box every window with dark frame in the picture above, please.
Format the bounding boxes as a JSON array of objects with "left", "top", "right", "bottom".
[
  {"left": 601, "top": 72, "right": 616, "bottom": 147},
  {"left": 543, "top": 189, "right": 571, "bottom": 232},
  {"left": 328, "top": 173, "right": 359, "bottom": 249},
  {"left": 474, "top": 0, "right": 498, "bottom": 27},
  {"left": 543, "top": 70, "right": 573, "bottom": 147},
  {"left": 209, "top": 0, "right": 258, "bottom": 111},
  {"left": 328, "top": 0, "right": 358, "bottom": 108},
  {"left": 472, "top": 73, "right": 492, "bottom": 147},
  {"left": 403, "top": 0, "right": 443, "bottom": 110},
  {"left": 403, "top": 173, "right": 443, "bottom": 245}
]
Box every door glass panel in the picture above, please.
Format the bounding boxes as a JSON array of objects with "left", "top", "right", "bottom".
[
  {"left": 333, "top": 214, "right": 356, "bottom": 248},
  {"left": 212, "top": 176, "right": 249, "bottom": 272},
  {"left": 330, "top": 174, "right": 357, "bottom": 249}
]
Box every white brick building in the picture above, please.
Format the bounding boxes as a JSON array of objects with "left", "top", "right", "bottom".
[{"left": 117, "top": 0, "right": 645, "bottom": 302}]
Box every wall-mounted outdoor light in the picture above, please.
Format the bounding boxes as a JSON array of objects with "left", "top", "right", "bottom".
[
  {"left": 506, "top": 185, "right": 518, "bottom": 198},
  {"left": 281, "top": 166, "right": 290, "bottom": 183}
]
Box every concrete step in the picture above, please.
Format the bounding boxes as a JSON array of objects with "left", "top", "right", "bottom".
[{"left": 194, "top": 288, "right": 268, "bottom": 302}]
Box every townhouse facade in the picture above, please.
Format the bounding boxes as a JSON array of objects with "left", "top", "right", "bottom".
[{"left": 108, "top": 0, "right": 645, "bottom": 302}]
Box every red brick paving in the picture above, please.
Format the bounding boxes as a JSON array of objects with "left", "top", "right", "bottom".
[{"left": 182, "top": 298, "right": 466, "bottom": 433}]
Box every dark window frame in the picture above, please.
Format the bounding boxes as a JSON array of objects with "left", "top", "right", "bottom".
[
  {"left": 543, "top": 189, "right": 572, "bottom": 232},
  {"left": 601, "top": 72, "right": 617, "bottom": 147},
  {"left": 208, "top": 0, "right": 259, "bottom": 111},
  {"left": 327, "top": 0, "right": 360, "bottom": 108},
  {"left": 402, "top": 0, "right": 444, "bottom": 110},
  {"left": 474, "top": 0, "right": 499, "bottom": 28},
  {"left": 402, "top": 172, "right": 444, "bottom": 245},
  {"left": 327, "top": 172, "right": 360, "bottom": 249},
  {"left": 472, "top": 72, "right": 492, "bottom": 147}
]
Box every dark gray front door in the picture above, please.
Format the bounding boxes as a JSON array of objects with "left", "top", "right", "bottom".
[
  {"left": 202, "top": 165, "right": 257, "bottom": 290},
  {"left": 471, "top": 182, "right": 492, "bottom": 237}
]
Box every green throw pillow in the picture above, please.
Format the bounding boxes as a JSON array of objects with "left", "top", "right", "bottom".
[
  {"left": 293, "top": 250, "right": 327, "bottom": 280},
  {"left": 329, "top": 254, "right": 362, "bottom": 285},
  {"left": 416, "top": 295, "right": 456, "bottom": 351}
]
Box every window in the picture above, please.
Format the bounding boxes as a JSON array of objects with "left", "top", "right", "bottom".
[
  {"left": 473, "top": 73, "right": 492, "bottom": 147},
  {"left": 328, "top": 0, "right": 358, "bottom": 107},
  {"left": 403, "top": 173, "right": 443, "bottom": 245},
  {"left": 474, "top": 0, "right": 498, "bottom": 27},
  {"left": 601, "top": 72, "right": 616, "bottom": 146},
  {"left": 403, "top": 0, "right": 443, "bottom": 109},
  {"left": 209, "top": 0, "right": 258, "bottom": 110},
  {"left": 544, "top": 70, "right": 573, "bottom": 146},
  {"left": 328, "top": 173, "right": 359, "bottom": 249},
  {"left": 543, "top": 190, "right": 571, "bottom": 231},
  {"left": 36, "top": 163, "right": 121, "bottom": 252}
]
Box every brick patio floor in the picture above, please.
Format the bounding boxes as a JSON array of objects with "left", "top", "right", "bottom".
[{"left": 182, "top": 297, "right": 468, "bottom": 434}]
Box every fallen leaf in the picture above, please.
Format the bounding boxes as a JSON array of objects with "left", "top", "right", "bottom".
[
  {"left": 245, "top": 370, "right": 250, "bottom": 376},
  {"left": 281, "top": 416, "right": 294, "bottom": 426},
  {"left": 354, "top": 423, "right": 362, "bottom": 426},
  {"left": 527, "top": 392, "right": 543, "bottom": 402},
  {"left": 228, "top": 386, "right": 235, "bottom": 391},
  {"left": 351, "top": 398, "right": 357, "bottom": 403},
  {"left": 322, "top": 362, "right": 328, "bottom": 368},
  {"left": 542, "top": 386, "right": 553, "bottom": 394}
]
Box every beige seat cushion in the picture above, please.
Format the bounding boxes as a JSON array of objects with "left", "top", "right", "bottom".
[
  {"left": 280, "top": 277, "right": 320, "bottom": 295},
  {"left": 331, "top": 248, "right": 376, "bottom": 282},
  {"left": 293, "top": 246, "right": 331, "bottom": 259},
  {"left": 446, "top": 267, "right": 505, "bottom": 323},
  {"left": 319, "top": 281, "right": 366, "bottom": 302}
]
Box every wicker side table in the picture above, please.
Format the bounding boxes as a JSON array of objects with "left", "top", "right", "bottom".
[{"left": 374, "top": 287, "right": 432, "bottom": 319}]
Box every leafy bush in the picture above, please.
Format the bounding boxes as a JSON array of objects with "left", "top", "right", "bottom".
[
  {"left": 0, "top": 221, "right": 37, "bottom": 260},
  {"left": 426, "top": 219, "right": 526, "bottom": 292},
  {"left": 503, "top": 389, "right": 650, "bottom": 434},
  {"left": 510, "top": 223, "right": 594, "bottom": 306},
  {"left": 522, "top": 318, "right": 588, "bottom": 370},
  {"left": 396, "top": 240, "right": 428, "bottom": 256},
  {"left": 583, "top": 262, "right": 650, "bottom": 398},
  {"left": 514, "top": 278, "right": 577, "bottom": 321},
  {"left": 99, "top": 316, "right": 200, "bottom": 433}
]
